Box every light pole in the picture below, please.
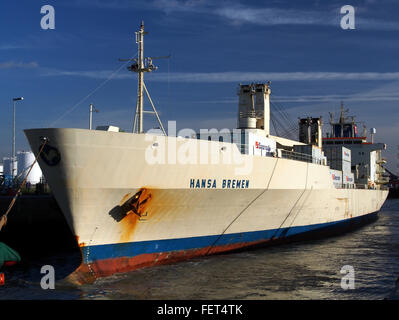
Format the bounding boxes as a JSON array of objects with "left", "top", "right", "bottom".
[
  {"left": 89, "top": 103, "right": 99, "bottom": 130},
  {"left": 12, "top": 97, "right": 24, "bottom": 178}
]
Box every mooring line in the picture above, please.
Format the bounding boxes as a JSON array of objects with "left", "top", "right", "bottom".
[
  {"left": 285, "top": 185, "right": 314, "bottom": 231},
  {"left": 48, "top": 53, "right": 138, "bottom": 127},
  {"left": 270, "top": 162, "right": 310, "bottom": 240},
  {"left": 205, "top": 157, "right": 280, "bottom": 255},
  {"left": 2, "top": 138, "right": 48, "bottom": 219}
]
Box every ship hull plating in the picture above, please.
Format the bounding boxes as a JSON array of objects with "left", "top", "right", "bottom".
[
  {"left": 24, "top": 128, "right": 388, "bottom": 283},
  {"left": 69, "top": 211, "right": 379, "bottom": 284}
]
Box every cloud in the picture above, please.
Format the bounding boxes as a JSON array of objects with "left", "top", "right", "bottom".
[
  {"left": 195, "top": 93, "right": 399, "bottom": 104},
  {"left": 41, "top": 69, "right": 399, "bottom": 83},
  {"left": 153, "top": 0, "right": 209, "bottom": 13},
  {"left": 148, "top": 71, "right": 399, "bottom": 82},
  {"left": 192, "top": 80, "right": 399, "bottom": 107},
  {"left": 68, "top": 0, "right": 140, "bottom": 9},
  {"left": 0, "top": 61, "right": 39, "bottom": 69},
  {"left": 67, "top": 0, "right": 399, "bottom": 30},
  {"left": 152, "top": 0, "right": 399, "bottom": 30},
  {"left": 0, "top": 44, "right": 29, "bottom": 50},
  {"left": 66, "top": 0, "right": 399, "bottom": 30},
  {"left": 71, "top": 0, "right": 209, "bottom": 11},
  {"left": 215, "top": 6, "right": 335, "bottom": 26},
  {"left": 272, "top": 93, "right": 399, "bottom": 103},
  {"left": 151, "top": 0, "right": 338, "bottom": 26},
  {"left": 215, "top": 5, "right": 399, "bottom": 30},
  {"left": 42, "top": 69, "right": 129, "bottom": 79}
]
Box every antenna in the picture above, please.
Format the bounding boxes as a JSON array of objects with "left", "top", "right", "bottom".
[
  {"left": 250, "top": 83, "right": 256, "bottom": 111},
  {"left": 328, "top": 112, "right": 333, "bottom": 123},
  {"left": 363, "top": 124, "right": 367, "bottom": 138},
  {"left": 89, "top": 103, "right": 99, "bottom": 130},
  {"left": 328, "top": 112, "right": 334, "bottom": 137},
  {"left": 370, "top": 128, "right": 376, "bottom": 143},
  {"left": 119, "top": 21, "right": 170, "bottom": 135},
  {"left": 339, "top": 101, "right": 350, "bottom": 123}
]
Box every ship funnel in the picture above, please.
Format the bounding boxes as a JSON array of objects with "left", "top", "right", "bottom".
[
  {"left": 370, "top": 128, "right": 376, "bottom": 143},
  {"left": 237, "top": 83, "right": 271, "bottom": 135},
  {"left": 298, "top": 117, "right": 323, "bottom": 148}
]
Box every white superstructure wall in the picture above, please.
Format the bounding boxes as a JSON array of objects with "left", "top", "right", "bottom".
[{"left": 237, "top": 83, "right": 271, "bottom": 135}]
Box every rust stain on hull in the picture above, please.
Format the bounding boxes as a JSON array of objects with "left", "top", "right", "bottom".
[
  {"left": 118, "top": 188, "right": 153, "bottom": 243},
  {"left": 75, "top": 236, "right": 86, "bottom": 248},
  {"left": 337, "top": 198, "right": 350, "bottom": 218}
]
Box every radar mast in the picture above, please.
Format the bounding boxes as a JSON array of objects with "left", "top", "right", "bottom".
[{"left": 119, "top": 21, "right": 169, "bottom": 134}]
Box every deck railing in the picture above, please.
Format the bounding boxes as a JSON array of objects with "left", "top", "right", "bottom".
[{"left": 280, "top": 149, "right": 319, "bottom": 164}]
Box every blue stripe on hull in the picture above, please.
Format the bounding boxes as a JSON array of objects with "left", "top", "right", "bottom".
[{"left": 83, "top": 211, "right": 379, "bottom": 263}]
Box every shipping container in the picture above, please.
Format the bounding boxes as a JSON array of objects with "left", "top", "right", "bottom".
[
  {"left": 342, "top": 161, "right": 351, "bottom": 175},
  {"left": 343, "top": 172, "right": 355, "bottom": 185},
  {"left": 330, "top": 169, "right": 342, "bottom": 188}
]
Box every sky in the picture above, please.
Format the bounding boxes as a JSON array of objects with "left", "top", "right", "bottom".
[{"left": 0, "top": 0, "right": 399, "bottom": 173}]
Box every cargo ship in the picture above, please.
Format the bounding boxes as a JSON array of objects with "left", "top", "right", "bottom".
[{"left": 24, "top": 22, "right": 388, "bottom": 284}]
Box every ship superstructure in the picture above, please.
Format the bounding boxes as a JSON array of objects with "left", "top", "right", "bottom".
[
  {"left": 23, "top": 23, "right": 388, "bottom": 283},
  {"left": 323, "top": 103, "right": 388, "bottom": 188}
]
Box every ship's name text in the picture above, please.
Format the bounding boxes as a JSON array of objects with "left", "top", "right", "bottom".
[{"left": 190, "top": 178, "right": 249, "bottom": 189}]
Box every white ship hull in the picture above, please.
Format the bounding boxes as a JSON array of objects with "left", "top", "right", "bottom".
[{"left": 24, "top": 128, "right": 388, "bottom": 283}]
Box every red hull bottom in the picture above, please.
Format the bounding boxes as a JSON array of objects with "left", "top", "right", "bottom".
[
  {"left": 65, "top": 211, "right": 379, "bottom": 285},
  {"left": 66, "top": 240, "right": 266, "bottom": 284}
]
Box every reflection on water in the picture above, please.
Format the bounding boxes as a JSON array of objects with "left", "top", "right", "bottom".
[{"left": 2, "top": 199, "right": 399, "bottom": 300}]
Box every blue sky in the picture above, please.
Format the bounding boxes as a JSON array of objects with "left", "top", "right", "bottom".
[{"left": 1, "top": 0, "right": 399, "bottom": 172}]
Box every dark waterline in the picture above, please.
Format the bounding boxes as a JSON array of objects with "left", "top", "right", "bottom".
[{"left": 1, "top": 199, "right": 399, "bottom": 300}]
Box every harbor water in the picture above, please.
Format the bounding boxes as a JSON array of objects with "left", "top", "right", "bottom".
[{"left": 1, "top": 199, "right": 399, "bottom": 300}]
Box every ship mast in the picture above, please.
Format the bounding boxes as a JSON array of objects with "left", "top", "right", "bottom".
[
  {"left": 119, "top": 21, "right": 169, "bottom": 135},
  {"left": 339, "top": 101, "right": 345, "bottom": 124},
  {"left": 328, "top": 102, "right": 361, "bottom": 138},
  {"left": 136, "top": 21, "right": 145, "bottom": 133}
]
